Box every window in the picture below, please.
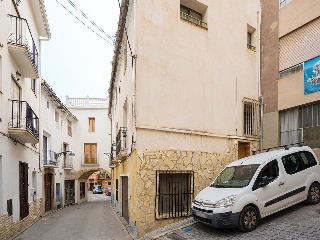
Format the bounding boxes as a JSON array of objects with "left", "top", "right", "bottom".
[
  {"left": 279, "top": 63, "right": 303, "bottom": 79},
  {"left": 55, "top": 110, "right": 59, "bottom": 122},
  {"left": 31, "top": 79, "right": 36, "bottom": 93},
  {"left": 84, "top": 143, "right": 97, "bottom": 164},
  {"left": 253, "top": 160, "right": 279, "bottom": 190},
  {"left": 68, "top": 120, "right": 72, "bottom": 136},
  {"left": 89, "top": 118, "right": 95, "bottom": 132},
  {"left": 124, "top": 41, "right": 127, "bottom": 75},
  {"left": 180, "top": 4, "right": 207, "bottom": 29},
  {"left": 7, "top": 199, "right": 12, "bottom": 216},
  {"left": 279, "top": 0, "right": 293, "bottom": 9},
  {"left": 282, "top": 153, "right": 304, "bottom": 175},
  {"left": 156, "top": 170, "right": 194, "bottom": 219},
  {"left": 298, "top": 151, "right": 317, "bottom": 169},
  {"left": 46, "top": 101, "right": 49, "bottom": 109},
  {"left": 243, "top": 98, "right": 260, "bottom": 138},
  {"left": 247, "top": 25, "right": 256, "bottom": 51},
  {"left": 280, "top": 102, "right": 320, "bottom": 146}
]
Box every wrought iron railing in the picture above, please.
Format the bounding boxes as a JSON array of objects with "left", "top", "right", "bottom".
[
  {"left": 180, "top": 11, "right": 207, "bottom": 29},
  {"left": 64, "top": 155, "right": 74, "bottom": 169},
  {"left": 81, "top": 153, "right": 100, "bottom": 165},
  {"left": 116, "top": 127, "right": 127, "bottom": 156},
  {"left": 9, "top": 100, "right": 39, "bottom": 140},
  {"left": 43, "top": 153, "right": 58, "bottom": 167},
  {"left": 7, "top": 14, "right": 39, "bottom": 72}
]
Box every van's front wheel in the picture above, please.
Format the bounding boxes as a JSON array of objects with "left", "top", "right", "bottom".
[
  {"left": 307, "top": 182, "right": 320, "bottom": 205},
  {"left": 238, "top": 206, "right": 259, "bottom": 232}
]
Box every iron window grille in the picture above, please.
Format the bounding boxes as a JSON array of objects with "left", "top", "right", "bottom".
[
  {"left": 243, "top": 98, "right": 260, "bottom": 139},
  {"left": 116, "top": 127, "right": 127, "bottom": 156},
  {"left": 180, "top": 5, "right": 207, "bottom": 29},
  {"left": 155, "top": 170, "right": 194, "bottom": 219}
]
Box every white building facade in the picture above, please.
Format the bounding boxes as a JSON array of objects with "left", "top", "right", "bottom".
[
  {"left": 0, "top": 1, "right": 50, "bottom": 239},
  {"left": 65, "top": 96, "right": 111, "bottom": 204}
]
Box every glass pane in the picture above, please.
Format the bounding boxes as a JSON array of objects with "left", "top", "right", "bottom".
[
  {"left": 303, "top": 106, "right": 308, "bottom": 128},
  {"left": 308, "top": 105, "right": 313, "bottom": 127},
  {"left": 298, "top": 107, "right": 302, "bottom": 128}
]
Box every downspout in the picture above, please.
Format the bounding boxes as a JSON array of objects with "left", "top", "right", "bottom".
[{"left": 257, "top": 9, "right": 263, "bottom": 151}]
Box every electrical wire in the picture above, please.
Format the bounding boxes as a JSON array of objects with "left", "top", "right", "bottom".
[{"left": 55, "top": 0, "right": 115, "bottom": 46}]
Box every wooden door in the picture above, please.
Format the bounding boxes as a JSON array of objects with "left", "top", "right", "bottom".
[
  {"left": 122, "top": 176, "right": 129, "bottom": 222},
  {"left": 44, "top": 173, "right": 52, "bottom": 212},
  {"left": 19, "top": 162, "right": 29, "bottom": 219},
  {"left": 238, "top": 142, "right": 251, "bottom": 159}
]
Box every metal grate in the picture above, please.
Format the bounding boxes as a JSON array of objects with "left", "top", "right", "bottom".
[
  {"left": 243, "top": 98, "right": 261, "bottom": 139},
  {"left": 156, "top": 170, "right": 194, "bottom": 219}
]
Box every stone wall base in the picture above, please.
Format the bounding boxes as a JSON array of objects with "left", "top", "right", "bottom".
[{"left": 0, "top": 199, "right": 42, "bottom": 240}]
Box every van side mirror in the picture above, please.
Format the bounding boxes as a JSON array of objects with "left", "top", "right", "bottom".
[{"left": 260, "top": 176, "right": 269, "bottom": 187}]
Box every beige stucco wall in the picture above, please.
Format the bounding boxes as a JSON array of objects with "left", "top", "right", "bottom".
[
  {"left": 262, "top": 111, "right": 279, "bottom": 149},
  {"left": 278, "top": 71, "right": 320, "bottom": 111},
  {"left": 279, "top": 0, "right": 320, "bottom": 37},
  {"left": 135, "top": 0, "right": 260, "bottom": 147}
]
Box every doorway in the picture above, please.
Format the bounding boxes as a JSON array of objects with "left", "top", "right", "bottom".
[
  {"left": 44, "top": 173, "right": 53, "bottom": 212},
  {"left": 122, "top": 176, "right": 129, "bottom": 223},
  {"left": 65, "top": 180, "right": 75, "bottom": 206},
  {"left": 238, "top": 142, "right": 251, "bottom": 159}
]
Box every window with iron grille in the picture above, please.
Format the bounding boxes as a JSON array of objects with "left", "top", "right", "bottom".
[
  {"left": 31, "top": 79, "right": 36, "bottom": 93},
  {"left": 7, "top": 199, "right": 12, "bottom": 216},
  {"left": 156, "top": 170, "right": 194, "bottom": 219},
  {"left": 243, "top": 98, "right": 260, "bottom": 138}
]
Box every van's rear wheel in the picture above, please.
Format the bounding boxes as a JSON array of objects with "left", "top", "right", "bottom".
[
  {"left": 238, "top": 206, "right": 259, "bottom": 232},
  {"left": 307, "top": 183, "right": 320, "bottom": 205}
]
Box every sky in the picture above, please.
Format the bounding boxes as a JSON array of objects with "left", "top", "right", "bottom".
[{"left": 41, "top": 0, "right": 120, "bottom": 102}]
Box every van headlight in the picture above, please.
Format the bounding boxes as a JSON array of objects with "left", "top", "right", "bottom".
[{"left": 215, "top": 195, "right": 236, "bottom": 208}]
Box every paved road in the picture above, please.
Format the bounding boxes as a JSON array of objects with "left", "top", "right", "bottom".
[
  {"left": 13, "top": 192, "right": 133, "bottom": 240},
  {"left": 157, "top": 202, "right": 320, "bottom": 240}
]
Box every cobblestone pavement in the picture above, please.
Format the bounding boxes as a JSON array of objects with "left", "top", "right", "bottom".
[
  {"left": 144, "top": 202, "right": 320, "bottom": 240},
  {"left": 13, "top": 192, "right": 133, "bottom": 240}
]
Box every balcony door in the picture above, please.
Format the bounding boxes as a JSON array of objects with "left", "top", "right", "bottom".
[
  {"left": 84, "top": 143, "right": 97, "bottom": 164},
  {"left": 11, "top": 77, "right": 21, "bottom": 126}
]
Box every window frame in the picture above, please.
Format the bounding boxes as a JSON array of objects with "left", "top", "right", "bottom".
[
  {"left": 155, "top": 170, "right": 194, "bottom": 219},
  {"left": 89, "top": 117, "right": 95, "bottom": 132}
]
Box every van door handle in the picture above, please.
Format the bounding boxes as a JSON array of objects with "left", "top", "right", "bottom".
[{"left": 279, "top": 182, "right": 284, "bottom": 186}]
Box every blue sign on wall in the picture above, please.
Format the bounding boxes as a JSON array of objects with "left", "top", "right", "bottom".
[{"left": 304, "top": 55, "right": 320, "bottom": 94}]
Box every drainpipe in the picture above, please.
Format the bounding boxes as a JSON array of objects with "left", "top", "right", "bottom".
[{"left": 257, "top": 8, "right": 263, "bottom": 151}]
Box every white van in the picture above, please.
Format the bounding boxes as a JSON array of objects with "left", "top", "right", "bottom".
[{"left": 192, "top": 146, "right": 320, "bottom": 232}]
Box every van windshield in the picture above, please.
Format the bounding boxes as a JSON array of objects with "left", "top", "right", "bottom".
[{"left": 210, "top": 164, "right": 260, "bottom": 188}]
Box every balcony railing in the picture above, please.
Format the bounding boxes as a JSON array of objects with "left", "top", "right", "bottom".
[
  {"left": 7, "top": 14, "right": 39, "bottom": 77},
  {"left": 116, "top": 127, "right": 127, "bottom": 160},
  {"left": 8, "top": 100, "right": 39, "bottom": 144},
  {"left": 81, "top": 153, "right": 100, "bottom": 165},
  {"left": 43, "top": 151, "right": 58, "bottom": 167},
  {"left": 63, "top": 155, "right": 74, "bottom": 169},
  {"left": 180, "top": 11, "right": 208, "bottom": 29}
]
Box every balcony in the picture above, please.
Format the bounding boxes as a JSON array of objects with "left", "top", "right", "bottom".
[
  {"left": 81, "top": 153, "right": 100, "bottom": 166},
  {"left": 116, "top": 127, "right": 128, "bottom": 161},
  {"left": 63, "top": 155, "right": 74, "bottom": 169},
  {"left": 7, "top": 14, "right": 39, "bottom": 79},
  {"left": 8, "top": 100, "right": 39, "bottom": 144},
  {"left": 43, "top": 151, "right": 58, "bottom": 168}
]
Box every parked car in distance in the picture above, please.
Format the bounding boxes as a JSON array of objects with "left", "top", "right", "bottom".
[
  {"left": 93, "top": 186, "right": 103, "bottom": 194},
  {"left": 192, "top": 146, "right": 320, "bottom": 232},
  {"left": 105, "top": 187, "right": 111, "bottom": 196}
]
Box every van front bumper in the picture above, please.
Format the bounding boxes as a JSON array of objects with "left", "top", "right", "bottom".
[{"left": 192, "top": 208, "right": 240, "bottom": 228}]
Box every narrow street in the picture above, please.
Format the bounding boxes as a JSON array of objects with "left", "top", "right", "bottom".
[{"left": 13, "top": 192, "right": 133, "bottom": 240}]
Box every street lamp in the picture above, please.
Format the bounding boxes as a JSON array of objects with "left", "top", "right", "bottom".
[{"left": 54, "top": 150, "right": 75, "bottom": 160}]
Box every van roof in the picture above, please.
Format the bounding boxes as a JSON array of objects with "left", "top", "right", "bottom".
[{"left": 228, "top": 146, "right": 313, "bottom": 167}]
